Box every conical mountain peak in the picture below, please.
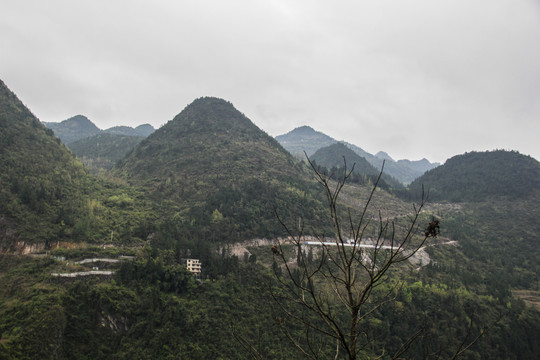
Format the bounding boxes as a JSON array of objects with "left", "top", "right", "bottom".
[
  {"left": 116, "top": 97, "right": 321, "bottom": 241},
  {"left": 158, "top": 96, "right": 261, "bottom": 138},
  {"left": 118, "top": 97, "right": 296, "bottom": 184}
]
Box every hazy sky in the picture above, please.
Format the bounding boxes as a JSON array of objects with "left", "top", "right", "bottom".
[{"left": 1, "top": 0, "right": 539, "bottom": 163}]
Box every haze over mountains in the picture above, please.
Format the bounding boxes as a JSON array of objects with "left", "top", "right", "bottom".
[
  {"left": 68, "top": 133, "right": 146, "bottom": 173},
  {"left": 276, "top": 125, "right": 439, "bottom": 184},
  {"left": 42, "top": 116, "right": 155, "bottom": 173},
  {"left": 309, "top": 142, "right": 404, "bottom": 191},
  {"left": 1, "top": 78, "right": 539, "bottom": 359},
  {"left": 43, "top": 115, "right": 155, "bottom": 144},
  {"left": 44, "top": 114, "right": 439, "bottom": 185}
]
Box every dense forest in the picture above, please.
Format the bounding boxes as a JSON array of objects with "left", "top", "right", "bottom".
[
  {"left": 310, "top": 142, "right": 404, "bottom": 191},
  {"left": 1, "top": 80, "right": 539, "bottom": 359},
  {"left": 68, "top": 133, "right": 145, "bottom": 173},
  {"left": 408, "top": 150, "right": 540, "bottom": 202}
]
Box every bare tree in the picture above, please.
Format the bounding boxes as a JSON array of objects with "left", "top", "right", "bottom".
[{"left": 270, "top": 158, "right": 439, "bottom": 360}]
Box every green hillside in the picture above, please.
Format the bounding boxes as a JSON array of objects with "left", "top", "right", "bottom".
[
  {"left": 43, "top": 115, "right": 101, "bottom": 144},
  {"left": 310, "top": 142, "right": 404, "bottom": 190},
  {"left": 134, "top": 123, "right": 155, "bottom": 137},
  {"left": 117, "top": 97, "right": 327, "bottom": 241},
  {"left": 0, "top": 80, "right": 152, "bottom": 250},
  {"left": 0, "top": 81, "right": 96, "bottom": 248},
  {"left": 68, "top": 133, "right": 145, "bottom": 173},
  {"left": 44, "top": 117, "right": 154, "bottom": 145},
  {"left": 409, "top": 150, "right": 540, "bottom": 202},
  {"left": 103, "top": 124, "right": 155, "bottom": 137}
]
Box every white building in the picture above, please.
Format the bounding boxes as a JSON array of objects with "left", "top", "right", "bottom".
[{"left": 181, "top": 258, "right": 202, "bottom": 275}]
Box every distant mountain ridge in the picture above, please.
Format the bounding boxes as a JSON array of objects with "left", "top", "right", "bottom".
[
  {"left": 310, "top": 143, "right": 404, "bottom": 190},
  {"left": 104, "top": 124, "right": 155, "bottom": 137},
  {"left": 43, "top": 116, "right": 155, "bottom": 144},
  {"left": 408, "top": 150, "right": 540, "bottom": 202},
  {"left": 43, "top": 115, "right": 101, "bottom": 144},
  {"left": 276, "top": 126, "right": 439, "bottom": 184},
  {"left": 275, "top": 125, "right": 336, "bottom": 157},
  {"left": 68, "top": 133, "right": 145, "bottom": 173}
]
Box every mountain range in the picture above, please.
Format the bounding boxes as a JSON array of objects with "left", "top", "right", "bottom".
[
  {"left": 43, "top": 116, "right": 155, "bottom": 173},
  {"left": 309, "top": 142, "right": 404, "bottom": 190},
  {"left": 1, "top": 78, "right": 539, "bottom": 359},
  {"left": 43, "top": 115, "right": 154, "bottom": 144},
  {"left": 276, "top": 125, "right": 439, "bottom": 184},
  {"left": 68, "top": 133, "right": 146, "bottom": 173},
  {"left": 45, "top": 114, "right": 436, "bottom": 185}
]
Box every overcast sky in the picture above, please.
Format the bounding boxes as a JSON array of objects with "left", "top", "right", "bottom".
[{"left": 1, "top": 0, "right": 539, "bottom": 163}]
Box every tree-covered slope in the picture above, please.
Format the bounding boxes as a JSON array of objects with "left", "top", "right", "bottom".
[
  {"left": 409, "top": 150, "right": 540, "bottom": 202},
  {"left": 134, "top": 123, "right": 155, "bottom": 137},
  {"left": 0, "top": 80, "right": 97, "bottom": 248},
  {"left": 1, "top": 241, "right": 538, "bottom": 360},
  {"left": 344, "top": 142, "right": 439, "bottom": 185},
  {"left": 310, "top": 142, "right": 404, "bottom": 190},
  {"left": 43, "top": 115, "right": 101, "bottom": 144},
  {"left": 103, "top": 124, "right": 155, "bottom": 137},
  {"left": 117, "top": 97, "right": 327, "bottom": 241},
  {"left": 68, "top": 133, "right": 145, "bottom": 173},
  {"left": 44, "top": 117, "right": 154, "bottom": 145},
  {"left": 275, "top": 126, "right": 439, "bottom": 184}
]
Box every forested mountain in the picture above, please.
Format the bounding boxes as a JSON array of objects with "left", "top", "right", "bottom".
[
  {"left": 68, "top": 133, "right": 145, "bottom": 173},
  {"left": 344, "top": 142, "right": 439, "bottom": 184},
  {"left": 44, "top": 118, "right": 155, "bottom": 173},
  {"left": 1, "top": 81, "right": 539, "bottom": 359},
  {"left": 44, "top": 117, "right": 155, "bottom": 144},
  {"left": 117, "top": 97, "right": 328, "bottom": 241},
  {"left": 133, "top": 123, "right": 155, "bottom": 137},
  {"left": 310, "top": 142, "right": 404, "bottom": 190},
  {"left": 276, "top": 126, "right": 439, "bottom": 184},
  {"left": 397, "top": 157, "right": 438, "bottom": 175},
  {"left": 0, "top": 81, "right": 97, "bottom": 249},
  {"left": 275, "top": 125, "right": 336, "bottom": 157},
  {"left": 375, "top": 150, "right": 394, "bottom": 161},
  {"left": 409, "top": 150, "right": 540, "bottom": 202},
  {"left": 103, "top": 124, "right": 155, "bottom": 137},
  {"left": 43, "top": 115, "right": 101, "bottom": 144}
]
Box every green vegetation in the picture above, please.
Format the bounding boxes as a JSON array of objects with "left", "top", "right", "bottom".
[
  {"left": 310, "top": 142, "right": 404, "bottom": 191},
  {"left": 0, "top": 80, "right": 157, "bottom": 247},
  {"left": 1, "top": 243, "right": 538, "bottom": 359},
  {"left": 276, "top": 126, "right": 439, "bottom": 184},
  {"left": 68, "top": 133, "right": 145, "bottom": 173},
  {"left": 0, "top": 80, "right": 94, "bottom": 246},
  {"left": 43, "top": 115, "right": 101, "bottom": 144},
  {"left": 408, "top": 150, "right": 540, "bottom": 202},
  {"left": 0, "top": 82, "right": 539, "bottom": 359},
  {"left": 104, "top": 124, "right": 155, "bottom": 137},
  {"left": 116, "top": 97, "right": 332, "bottom": 242}
]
